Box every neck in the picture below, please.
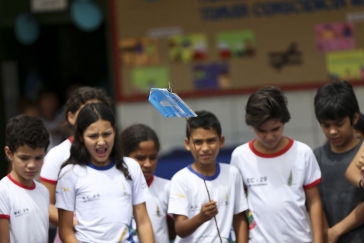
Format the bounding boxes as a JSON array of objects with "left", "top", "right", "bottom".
[
  {"left": 330, "top": 136, "right": 360, "bottom": 154},
  {"left": 191, "top": 162, "right": 216, "bottom": 177}
]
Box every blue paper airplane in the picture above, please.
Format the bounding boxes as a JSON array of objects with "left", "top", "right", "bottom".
[{"left": 148, "top": 88, "right": 197, "bottom": 118}]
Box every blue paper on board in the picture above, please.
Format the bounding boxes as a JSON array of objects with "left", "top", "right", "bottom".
[{"left": 148, "top": 88, "right": 197, "bottom": 118}]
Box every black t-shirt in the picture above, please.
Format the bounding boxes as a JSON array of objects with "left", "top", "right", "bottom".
[{"left": 314, "top": 141, "right": 364, "bottom": 243}]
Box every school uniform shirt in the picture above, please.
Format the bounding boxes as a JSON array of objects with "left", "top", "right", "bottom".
[
  {"left": 40, "top": 137, "right": 72, "bottom": 184},
  {"left": 168, "top": 163, "right": 248, "bottom": 243},
  {"left": 231, "top": 138, "right": 321, "bottom": 243},
  {"left": 129, "top": 175, "right": 171, "bottom": 243},
  {"left": 55, "top": 157, "right": 150, "bottom": 243},
  {"left": 0, "top": 174, "right": 49, "bottom": 243}
]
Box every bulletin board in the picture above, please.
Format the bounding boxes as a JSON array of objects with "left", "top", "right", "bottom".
[{"left": 110, "top": 0, "right": 364, "bottom": 102}]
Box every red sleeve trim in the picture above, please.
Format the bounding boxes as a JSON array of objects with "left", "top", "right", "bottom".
[
  {"left": 7, "top": 174, "right": 35, "bottom": 190},
  {"left": 303, "top": 178, "right": 321, "bottom": 190},
  {"left": 0, "top": 214, "right": 10, "bottom": 220},
  {"left": 40, "top": 177, "right": 57, "bottom": 185}
]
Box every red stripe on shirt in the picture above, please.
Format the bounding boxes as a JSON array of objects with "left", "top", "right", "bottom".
[
  {"left": 0, "top": 214, "right": 10, "bottom": 220},
  {"left": 303, "top": 178, "right": 321, "bottom": 190},
  {"left": 7, "top": 174, "right": 36, "bottom": 190},
  {"left": 40, "top": 177, "right": 57, "bottom": 185}
]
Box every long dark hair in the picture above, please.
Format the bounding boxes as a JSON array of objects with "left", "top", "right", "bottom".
[{"left": 60, "top": 103, "right": 131, "bottom": 179}]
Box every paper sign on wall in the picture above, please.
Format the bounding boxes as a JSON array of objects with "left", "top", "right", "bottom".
[
  {"left": 131, "top": 66, "right": 169, "bottom": 94},
  {"left": 168, "top": 34, "right": 207, "bottom": 63},
  {"left": 326, "top": 49, "right": 364, "bottom": 80},
  {"left": 315, "top": 22, "right": 355, "bottom": 52},
  {"left": 217, "top": 30, "right": 255, "bottom": 59}
]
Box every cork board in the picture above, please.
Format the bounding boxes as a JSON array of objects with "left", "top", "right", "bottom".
[{"left": 110, "top": 0, "right": 364, "bottom": 102}]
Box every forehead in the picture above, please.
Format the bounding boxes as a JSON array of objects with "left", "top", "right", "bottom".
[
  {"left": 85, "top": 119, "right": 113, "bottom": 132},
  {"left": 190, "top": 127, "right": 219, "bottom": 138},
  {"left": 13, "top": 144, "right": 46, "bottom": 156},
  {"left": 257, "top": 119, "right": 283, "bottom": 130},
  {"left": 320, "top": 116, "right": 349, "bottom": 124}
]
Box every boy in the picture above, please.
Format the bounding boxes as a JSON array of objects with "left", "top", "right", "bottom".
[
  {"left": 231, "top": 86, "right": 323, "bottom": 243},
  {"left": 314, "top": 80, "right": 364, "bottom": 243},
  {"left": 168, "top": 110, "right": 249, "bottom": 243},
  {"left": 0, "top": 115, "right": 50, "bottom": 243}
]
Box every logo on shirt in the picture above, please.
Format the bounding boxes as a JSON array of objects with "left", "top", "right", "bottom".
[
  {"left": 14, "top": 208, "right": 29, "bottom": 217},
  {"left": 225, "top": 194, "right": 229, "bottom": 206},
  {"left": 189, "top": 204, "right": 199, "bottom": 211},
  {"left": 246, "top": 176, "right": 268, "bottom": 187},
  {"left": 287, "top": 170, "right": 293, "bottom": 186},
  {"left": 59, "top": 187, "right": 69, "bottom": 192},
  {"left": 174, "top": 193, "right": 185, "bottom": 199},
  {"left": 82, "top": 194, "right": 100, "bottom": 202},
  {"left": 247, "top": 210, "right": 257, "bottom": 230},
  {"left": 156, "top": 206, "right": 160, "bottom": 217}
]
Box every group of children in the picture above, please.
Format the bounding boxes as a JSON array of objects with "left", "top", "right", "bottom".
[{"left": 1, "top": 80, "right": 364, "bottom": 243}]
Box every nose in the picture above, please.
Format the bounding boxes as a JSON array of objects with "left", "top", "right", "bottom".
[
  {"left": 265, "top": 132, "right": 274, "bottom": 140},
  {"left": 97, "top": 136, "right": 106, "bottom": 145},
  {"left": 27, "top": 160, "right": 36, "bottom": 169},
  {"left": 201, "top": 142, "right": 210, "bottom": 152},
  {"left": 329, "top": 127, "right": 337, "bottom": 135},
  {"left": 143, "top": 159, "right": 152, "bottom": 168}
]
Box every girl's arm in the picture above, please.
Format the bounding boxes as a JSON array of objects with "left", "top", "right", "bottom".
[
  {"left": 58, "top": 209, "right": 78, "bottom": 243},
  {"left": 41, "top": 181, "right": 59, "bottom": 226},
  {"left": 167, "top": 215, "right": 176, "bottom": 240},
  {"left": 345, "top": 142, "right": 364, "bottom": 187},
  {"left": 0, "top": 219, "right": 10, "bottom": 243},
  {"left": 305, "top": 186, "right": 324, "bottom": 243},
  {"left": 233, "top": 212, "right": 248, "bottom": 243},
  {"left": 133, "top": 203, "right": 154, "bottom": 243}
]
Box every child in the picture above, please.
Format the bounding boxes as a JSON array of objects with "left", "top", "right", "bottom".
[
  {"left": 314, "top": 80, "right": 364, "bottom": 243},
  {"left": 120, "top": 124, "right": 176, "bottom": 243},
  {"left": 55, "top": 102, "right": 154, "bottom": 243},
  {"left": 39, "top": 86, "right": 111, "bottom": 242},
  {"left": 168, "top": 110, "right": 249, "bottom": 243},
  {"left": 0, "top": 115, "right": 50, "bottom": 242},
  {"left": 230, "top": 86, "right": 323, "bottom": 243}
]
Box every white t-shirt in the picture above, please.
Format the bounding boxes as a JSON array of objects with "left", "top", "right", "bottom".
[
  {"left": 0, "top": 174, "right": 49, "bottom": 243},
  {"left": 168, "top": 163, "right": 248, "bottom": 243},
  {"left": 230, "top": 139, "right": 321, "bottom": 243},
  {"left": 55, "top": 157, "right": 151, "bottom": 243},
  {"left": 129, "top": 175, "right": 171, "bottom": 243},
  {"left": 40, "top": 138, "right": 72, "bottom": 184}
]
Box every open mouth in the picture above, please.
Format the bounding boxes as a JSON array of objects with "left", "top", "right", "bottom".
[{"left": 96, "top": 148, "right": 107, "bottom": 156}]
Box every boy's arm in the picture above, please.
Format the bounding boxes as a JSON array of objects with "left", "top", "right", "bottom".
[
  {"left": 40, "top": 181, "right": 59, "bottom": 226},
  {"left": 58, "top": 209, "right": 78, "bottom": 243},
  {"left": 174, "top": 200, "right": 218, "bottom": 238},
  {"left": 133, "top": 202, "right": 155, "bottom": 243},
  {"left": 233, "top": 212, "right": 248, "bottom": 243},
  {"left": 305, "top": 186, "right": 324, "bottom": 243},
  {"left": 327, "top": 202, "right": 364, "bottom": 243},
  {"left": 0, "top": 219, "right": 10, "bottom": 243},
  {"left": 345, "top": 142, "right": 364, "bottom": 187}
]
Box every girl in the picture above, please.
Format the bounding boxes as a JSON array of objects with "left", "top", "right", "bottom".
[
  {"left": 56, "top": 103, "right": 154, "bottom": 243},
  {"left": 40, "top": 86, "right": 112, "bottom": 242},
  {"left": 120, "top": 124, "right": 176, "bottom": 243}
]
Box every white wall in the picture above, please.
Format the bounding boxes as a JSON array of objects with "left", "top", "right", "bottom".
[{"left": 116, "top": 86, "right": 364, "bottom": 155}]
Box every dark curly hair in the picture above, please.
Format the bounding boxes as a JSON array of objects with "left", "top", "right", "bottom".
[
  {"left": 60, "top": 103, "right": 131, "bottom": 180},
  {"left": 5, "top": 114, "right": 50, "bottom": 153},
  {"left": 186, "top": 110, "right": 222, "bottom": 139},
  {"left": 120, "top": 124, "right": 160, "bottom": 156}
]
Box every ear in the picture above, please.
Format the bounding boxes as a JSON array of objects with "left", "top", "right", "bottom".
[
  {"left": 353, "top": 112, "right": 360, "bottom": 125},
  {"left": 4, "top": 146, "right": 13, "bottom": 162},
  {"left": 184, "top": 138, "right": 191, "bottom": 151},
  {"left": 219, "top": 135, "right": 225, "bottom": 149},
  {"left": 67, "top": 111, "right": 77, "bottom": 126}
]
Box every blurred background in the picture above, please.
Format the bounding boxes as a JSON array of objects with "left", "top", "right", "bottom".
[{"left": 2, "top": 0, "right": 364, "bottom": 180}]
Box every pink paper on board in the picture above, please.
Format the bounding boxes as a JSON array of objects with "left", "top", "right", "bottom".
[{"left": 315, "top": 22, "right": 355, "bottom": 52}]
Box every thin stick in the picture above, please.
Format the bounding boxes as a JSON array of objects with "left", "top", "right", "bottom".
[{"left": 185, "top": 118, "right": 223, "bottom": 243}]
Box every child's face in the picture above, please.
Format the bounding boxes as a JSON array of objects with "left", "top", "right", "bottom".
[
  {"left": 4, "top": 145, "right": 46, "bottom": 186},
  {"left": 320, "top": 116, "right": 357, "bottom": 148},
  {"left": 82, "top": 119, "right": 115, "bottom": 166},
  {"left": 185, "top": 128, "right": 225, "bottom": 166},
  {"left": 128, "top": 140, "right": 158, "bottom": 181},
  {"left": 253, "top": 119, "right": 284, "bottom": 150}
]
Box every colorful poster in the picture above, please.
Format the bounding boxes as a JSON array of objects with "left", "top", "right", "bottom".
[
  {"left": 119, "top": 38, "right": 158, "bottom": 66},
  {"left": 131, "top": 66, "right": 169, "bottom": 94},
  {"left": 326, "top": 49, "right": 364, "bottom": 80},
  {"left": 168, "top": 33, "right": 207, "bottom": 63},
  {"left": 192, "top": 62, "right": 231, "bottom": 90},
  {"left": 315, "top": 22, "right": 355, "bottom": 52},
  {"left": 217, "top": 30, "right": 255, "bottom": 59}
]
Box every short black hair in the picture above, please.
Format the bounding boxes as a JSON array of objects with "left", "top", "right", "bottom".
[
  {"left": 120, "top": 124, "right": 160, "bottom": 156},
  {"left": 354, "top": 113, "right": 364, "bottom": 135},
  {"left": 5, "top": 114, "right": 49, "bottom": 153},
  {"left": 314, "top": 80, "right": 359, "bottom": 123},
  {"left": 245, "top": 86, "right": 291, "bottom": 127},
  {"left": 186, "top": 110, "right": 222, "bottom": 139}
]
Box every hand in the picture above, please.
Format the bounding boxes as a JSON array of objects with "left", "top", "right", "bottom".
[
  {"left": 199, "top": 200, "right": 218, "bottom": 223},
  {"left": 73, "top": 218, "right": 78, "bottom": 232},
  {"left": 325, "top": 227, "right": 339, "bottom": 243}
]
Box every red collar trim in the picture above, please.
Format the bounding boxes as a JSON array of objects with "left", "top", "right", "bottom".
[
  {"left": 68, "top": 136, "right": 73, "bottom": 143},
  {"left": 249, "top": 138, "right": 294, "bottom": 158},
  {"left": 147, "top": 176, "right": 154, "bottom": 187},
  {"left": 7, "top": 174, "right": 36, "bottom": 190}
]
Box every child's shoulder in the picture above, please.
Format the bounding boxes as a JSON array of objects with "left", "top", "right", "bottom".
[
  {"left": 34, "top": 181, "right": 50, "bottom": 198},
  {"left": 153, "top": 175, "right": 170, "bottom": 185},
  {"left": 170, "top": 167, "right": 190, "bottom": 181}
]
